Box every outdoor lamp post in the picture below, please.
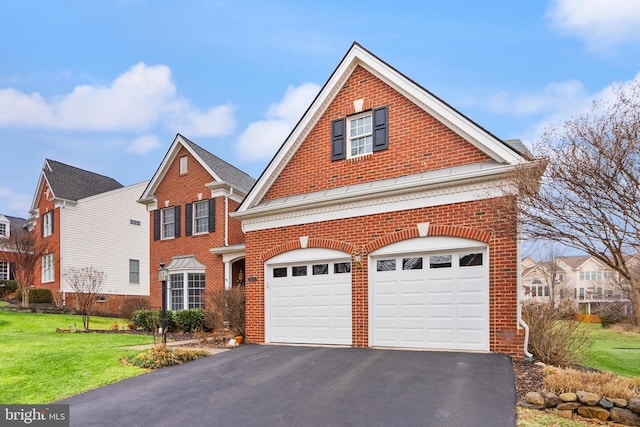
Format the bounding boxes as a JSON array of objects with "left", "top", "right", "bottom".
[{"left": 157, "top": 262, "right": 169, "bottom": 345}]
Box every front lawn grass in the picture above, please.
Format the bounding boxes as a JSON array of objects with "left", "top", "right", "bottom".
[
  {"left": 578, "top": 323, "right": 640, "bottom": 377},
  {"left": 0, "top": 310, "right": 154, "bottom": 403}
]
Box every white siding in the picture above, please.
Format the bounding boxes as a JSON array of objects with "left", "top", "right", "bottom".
[{"left": 60, "top": 182, "right": 150, "bottom": 296}]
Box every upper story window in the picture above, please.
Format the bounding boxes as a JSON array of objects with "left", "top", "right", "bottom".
[
  {"left": 180, "top": 156, "right": 188, "bottom": 174},
  {"left": 348, "top": 113, "right": 373, "bottom": 157},
  {"left": 42, "top": 211, "right": 54, "bottom": 237},
  {"left": 331, "top": 106, "right": 388, "bottom": 161},
  {"left": 153, "top": 206, "right": 181, "bottom": 241},
  {"left": 185, "top": 199, "right": 216, "bottom": 236},
  {"left": 193, "top": 201, "right": 209, "bottom": 234},
  {"left": 161, "top": 208, "right": 175, "bottom": 239},
  {"left": 579, "top": 270, "right": 605, "bottom": 281},
  {"left": 0, "top": 223, "right": 7, "bottom": 238}
]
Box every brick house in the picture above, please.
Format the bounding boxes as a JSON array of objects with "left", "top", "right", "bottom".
[
  {"left": 137, "top": 135, "right": 255, "bottom": 311},
  {"left": 234, "top": 43, "right": 530, "bottom": 357},
  {"left": 0, "top": 214, "right": 28, "bottom": 281},
  {"left": 29, "top": 159, "right": 150, "bottom": 314}
]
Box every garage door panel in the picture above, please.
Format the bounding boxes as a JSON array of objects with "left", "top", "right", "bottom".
[
  {"left": 373, "top": 247, "right": 488, "bottom": 351},
  {"left": 269, "top": 259, "right": 352, "bottom": 345}
]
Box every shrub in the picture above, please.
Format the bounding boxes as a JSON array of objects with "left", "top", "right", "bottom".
[
  {"left": 0, "top": 280, "right": 18, "bottom": 297},
  {"left": 119, "top": 297, "right": 150, "bottom": 320},
  {"left": 522, "top": 300, "right": 593, "bottom": 366},
  {"left": 15, "top": 288, "right": 53, "bottom": 303},
  {"left": 203, "top": 287, "right": 245, "bottom": 336},
  {"left": 175, "top": 309, "right": 204, "bottom": 333},
  {"left": 132, "top": 309, "right": 175, "bottom": 332},
  {"left": 596, "top": 302, "right": 632, "bottom": 328},
  {"left": 125, "top": 345, "right": 209, "bottom": 369}
]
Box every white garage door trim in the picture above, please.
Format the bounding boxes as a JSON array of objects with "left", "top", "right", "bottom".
[
  {"left": 368, "top": 237, "right": 489, "bottom": 351},
  {"left": 265, "top": 248, "right": 352, "bottom": 345}
]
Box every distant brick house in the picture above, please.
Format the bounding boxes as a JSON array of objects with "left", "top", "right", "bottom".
[
  {"left": 234, "top": 43, "right": 530, "bottom": 357},
  {"left": 0, "top": 214, "right": 28, "bottom": 281},
  {"left": 137, "top": 135, "right": 255, "bottom": 311},
  {"left": 29, "top": 159, "right": 150, "bottom": 314}
]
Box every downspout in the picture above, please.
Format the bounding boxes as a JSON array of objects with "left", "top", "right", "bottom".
[
  {"left": 224, "top": 188, "right": 231, "bottom": 247},
  {"left": 517, "top": 238, "right": 534, "bottom": 360}
]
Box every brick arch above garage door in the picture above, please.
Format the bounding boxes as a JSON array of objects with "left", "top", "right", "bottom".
[
  {"left": 260, "top": 238, "right": 356, "bottom": 263},
  {"left": 363, "top": 225, "right": 492, "bottom": 254}
]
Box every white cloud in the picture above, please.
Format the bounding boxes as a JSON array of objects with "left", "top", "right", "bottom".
[
  {"left": 127, "top": 134, "right": 160, "bottom": 154},
  {"left": 548, "top": 0, "right": 640, "bottom": 51},
  {"left": 236, "top": 83, "right": 320, "bottom": 162},
  {"left": 0, "top": 186, "right": 31, "bottom": 217},
  {"left": 0, "top": 63, "right": 235, "bottom": 137}
]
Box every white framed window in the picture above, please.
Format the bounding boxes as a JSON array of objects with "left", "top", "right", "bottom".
[
  {"left": 193, "top": 201, "right": 208, "bottom": 234},
  {"left": 43, "top": 211, "right": 53, "bottom": 237},
  {"left": 42, "top": 253, "right": 54, "bottom": 283},
  {"left": 348, "top": 112, "right": 373, "bottom": 158},
  {"left": 161, "top": 208, "right": 175, "bottom": 239},
  {"left": 180, "top": 156, "right": 188, "bottom": 174},
  {"left": 129, "top": 259, "right": 140, "bottom": 284},
  {"left": 168, "top": 272, "right": 205, "bottom": 310},
  {"left": 0, "top": 223, "right": 7, "bottom": 237},
  {"left": 0, "top": 261, "right": 9, "bottom": 280}
]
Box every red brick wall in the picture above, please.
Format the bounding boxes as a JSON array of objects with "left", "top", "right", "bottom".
[
  {"left": 264, "top": 65, "right": 491, "bottom": 201},
  {"left": 148, "top": 146, "right": 237, "bottom": 309},
  {"left": 33, "top": 183, "right": 61, "bottom": 291},
  {"left": 64, "top": 293, "right": 150, "bottom": 317},
  {"left": 244, "top": 199, "right": 524, "bottom": 357},
  {"left": 243, "top": 66, "right": 524, "bottom": 357}
]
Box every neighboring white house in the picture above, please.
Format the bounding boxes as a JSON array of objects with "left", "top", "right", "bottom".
[
  {"left": 522, "top": 255, "right": 631, "bottom": 313},
  {"left": 58, "top": 181, "right": 151, "bottom": 299},
  {"left": 29, "top": 159, "right": 150, "bottom": 314}
]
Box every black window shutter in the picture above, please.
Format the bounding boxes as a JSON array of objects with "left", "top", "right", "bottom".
[
  {"left": 185, "top": 203, "right": 193, "bottom": 236},
  {"left": 40, "top": 214, "right": 44, "bottom": 237},
  {"left": 331, "top": 117, "right": 346, "bottom": 161},
  {"left": 153, "top": 210, "right": 160, "bottom": 241},
  {"left": 208, "top": 198, "right": 216, "bottom": 232},
  {"left": 50, "top": 210, "right": 54, "bottom": 234},
  {"left": 372, "top": 106, "right": 388, "bottom": 152},
  {"left": 174, "top": 206, "right": 181, "bottom": 237}
]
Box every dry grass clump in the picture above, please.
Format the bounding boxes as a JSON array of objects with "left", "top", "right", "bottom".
[
  {"left": 125, "top": 345, "right": 210, "bottom": 369},
  {"left": 543, "top": 366, "right": 640, "bottom": 400}
]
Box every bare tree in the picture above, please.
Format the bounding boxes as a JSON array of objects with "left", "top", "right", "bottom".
[
  {"left": 3, "top": 228, "right": 49, "bottom": 308},
  {"left": 502, "top": 82, "right": 640, "bottom": 325},
  {"left": 538, "top": 243, "right": 569, "bottom": 307},
  {"left": 65, "top": 266, "right": 106, "bottom": 330}
]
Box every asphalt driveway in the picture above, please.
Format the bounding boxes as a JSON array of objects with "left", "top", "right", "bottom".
[{"left": 59, "top": 345, "right": 517, "bottom": 427}]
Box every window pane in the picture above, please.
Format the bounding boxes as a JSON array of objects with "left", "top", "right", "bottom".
[
  {"left": 377, "top": 259, "right": 396, "bottom": 272},
  {"left": 460, "top": 253, "right": 483, "bottom": 267},
  {"left": 170, "top": 274, "right": 184, "bottom": 311},
  {"left": 273, "top": 267, "right": 287, "bottom": 278},
  {"left": 313, "top": 264, "right": 328, "bottom": 275},
  {"left": 402, "top": 257, "right": 423, "bottom": 270},
  {"left": 188, "top": 273, "right": 205, "bottom": 309},
  {"left": 162, "top": 208, "right": 175, "bottom": 238},
  {"left": 194, "top": 201, "right": 208, "bottom": 234},
  {"left": 0, "top": 261, "right": 8, "bottom": 280},
  {"left": 334, "top": 262, "right": 351, "bottom": 274},
  {"left": 292, "top": 266, "right": 307, "bottom": 276},
  {"left": 129, "top": 259, "right": 140, "bottom": 284},
  {"left": 430, "top": 255, "right": 452, "bottom": 269}
]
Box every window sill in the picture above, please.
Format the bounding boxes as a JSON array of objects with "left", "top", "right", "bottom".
[{"left": 346, "top": 153, "right": 373, "bottom": 163}]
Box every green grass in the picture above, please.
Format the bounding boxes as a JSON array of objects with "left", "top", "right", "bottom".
[
  {"left": 578, "top": 323, "right": 640, "bottom": 377},
  {"left": 0, "top": 310, "right": 155, "bottom": 403}
]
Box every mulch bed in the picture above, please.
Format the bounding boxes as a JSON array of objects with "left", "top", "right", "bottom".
[{"left": 512, "top": 359, "right": 546, "bottom": 402}]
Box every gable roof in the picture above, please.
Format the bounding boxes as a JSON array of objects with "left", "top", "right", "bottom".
[
  {"left": 237, "top": 42, "right": 528, "bottom": 213},
  {"left": 30, "top": 159, "right": 123, "bottom": 211},
  {"left": 138, "top": 134, "right": 256, "bottom": 204}
]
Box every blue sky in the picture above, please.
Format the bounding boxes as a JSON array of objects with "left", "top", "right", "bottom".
[{"left": 2, "top": 0, "right": 640, "bottom": 219}]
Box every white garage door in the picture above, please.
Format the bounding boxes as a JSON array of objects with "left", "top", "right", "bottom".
[
  {"left": 372, "top": 246, "right": 488, "bottom": 351},
  {"left": 267, "top": 251, "right": 352, "bottom": 345}
]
